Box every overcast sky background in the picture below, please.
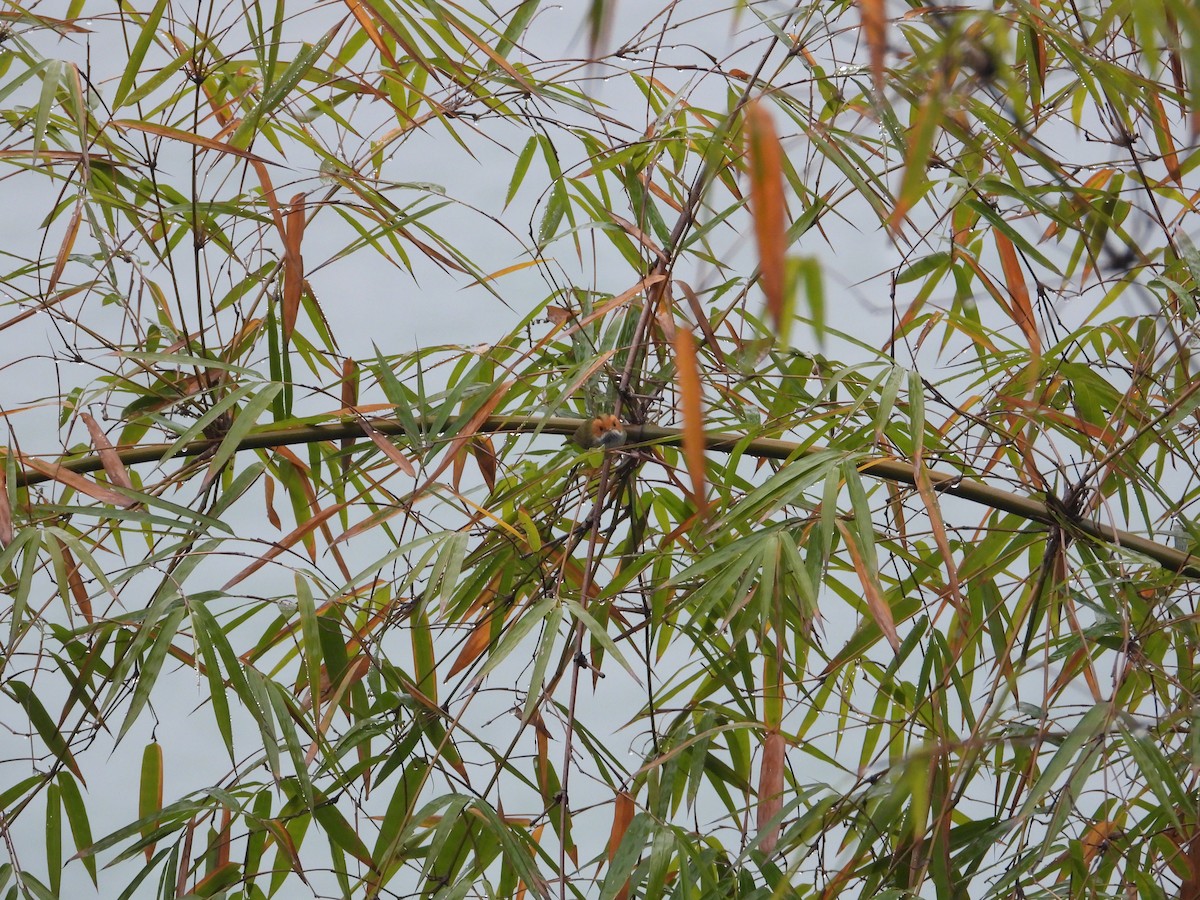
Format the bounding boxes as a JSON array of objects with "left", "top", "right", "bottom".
[{"left": 0, "top": 1, "right": 1192, "bottom": 897}]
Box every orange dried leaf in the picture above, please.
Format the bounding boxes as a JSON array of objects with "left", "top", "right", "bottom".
[
  {"left": 220, "top": 502, "right": 347, "bottom": 591},
  {"left": 607, "top": 791, "right": 636, "bottom": 860},
  {"left": 264, "top": 476, "right": 282, "bottom": 530},
  {"left": 441, "top": 11, "right": 535, "bottom": 93},
  {"left": 282, "top": 193, "right": 306, "bottom": 343},
  {"left": 361, "top": 419, "right": 416, "bottom": 477},
  {"left": 757, "top": 731, "right": 785, "bottom": 853},
  {"left": 340, "top": 359, "right": 358, "bottom": 411},
  {"left": 837, "top": 520, "right": 900, "bottom": 650},
  {"left": 607, "top": 791, "right": 636, "bottom": 900},
  {"left": 471, "top": 435, "right": 497, "bottom": 491},
  {"left": 1081, "top": 168, "right": 1115, "bottom": 191},
  {"left": 858, "top": 0, "right": 887, "bottom": 94},
  {"left": 342, "top": 0, "right": 397, "bottom": 66},
  {"left": 1151, "top": 94, "right": 1182, "bottom": 185},
  {"left": 746, "top": 101, "right": 787, "bottom": 335},
  {"left": 567, "top": 275, "right": 665, "bottom": 333},
  {"left": 48, "top": 201, "right": 82, "bottom": 294},
  {"left": 1081, "top": 819, "right": 1118, "bottom": 864},
  {"left": 447, "top": 609, "right": 506, "bottom": 679},
  {"left": 80, "top": 412, "right": 134, "bottom": 493},
  {"left": 215, "top": 807, "right": 232, "bottom": 868},
  {"left": 21, "top": 456, "right": 133, "bottom": 508},
  {"left": 249, "top": 158, "right": 287, "bottom": 240},
  {"left": 192, "top": 863, "right": 239, "bottom": 897},
  {"left": 305, "top": 655, "right": 374, "bottom": 764},
  {"left": 676, "top": 280, "right": 724, "bottom": 364},
  {"left": 112, "top": 119, "right": 268, "bottom": 162},
  {"left": 672, "top": 328, "right": 708, "bottom": 515},
  {"left": 608, "top": 212, "right": 667, "bottom": 265},
  {"left": 58, "top": 542, "right": 94, "bottom": 624},
  {"left": 451, "top": 445, "right": 468, "bottom": 491},
  {"left": 994, "top": 231, "right": 1040, "bottom": 358},
  {"left": 912, "top": 464, "right": 964, "bottom": 616}
]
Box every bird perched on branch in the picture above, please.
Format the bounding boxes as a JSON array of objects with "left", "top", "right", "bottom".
[{"left": 571, "top": 414, "right": 626, "bottom": 450}]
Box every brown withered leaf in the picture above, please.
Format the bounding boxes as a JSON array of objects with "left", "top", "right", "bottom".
[{"left": 80, "top": 412, "right": 135, "bottom": 495}]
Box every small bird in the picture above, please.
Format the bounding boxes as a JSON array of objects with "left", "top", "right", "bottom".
[
  {"left": 1171, "top": 516, "right": 1195, "bottom": 552},
  {"left": 571, "top": 414, "right": 627, "bottom": 450}
]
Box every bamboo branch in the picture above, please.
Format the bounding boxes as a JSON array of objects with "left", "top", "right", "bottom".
[{"left": 10, "top": 415, "right": 1199, "bottom": 576}]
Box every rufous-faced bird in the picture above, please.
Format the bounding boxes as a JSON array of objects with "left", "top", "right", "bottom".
[{"left": 571, "top": 414, "right": 626, "bottom": 450}]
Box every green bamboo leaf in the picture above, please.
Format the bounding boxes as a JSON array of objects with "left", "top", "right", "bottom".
[
  {"left": 468, "top": 801, "right": 546, "bottom": 897},
  {"left": 7, "top": 682, "right": 82, "bottom": 780},
  {"left": 1015, "top": 703, "right": 1109, "bottom": 822},
  {"left": 506, "top": 136, "right": 538, "bottom": 208},
  {"left": 116, "top": 605, "right": 189, "bottom": 739},
  {"left": 241, "top": 790, "right": 273, "bottom": 893},
  {"left": 231, "top": 29, "right": 337, "bottom": 149},
  {"left": 425, "top": 531, "right": 467, "bottom": 607},
  {"left": 373, "top": 348, "right": 424, "bottom": 448},
  {"left": 600, "top": 813, "right": 653, "bottom": 900},
  {"left": 56, "top": 773, "right": 97, "bottom": 885},
  {"left": 266, "top": 687, "right": 315, "bottom": 809},
  {"left": 896, "top": 251, "right": 951, "bottom": 285},
  {"left": 565, "top": 598, "right": 640, "bottom": 681},
  {"left": 495, "top": 0, "right": 540, "bottom": 59},
  {"left": 189, "top": 607, "right": 236, "bottom": 760},
  {"left": 875, "top": 365, "right": 905, "bottom": 439},
  {"left": 0, "top": 775, "right": 44, "bottom": 816},
  {"left": 1119, "top": 724, "right": 1185, "bottom": 830},
  {"left": 372, "top": 758, "right": 427, "bottom": 868},
  {"left": 121, "top": 50, "right": 192, "bottom": 109},
  {"left": 0, "top": 59, "right": 47, "bottom": 109},
  {"left": 45, "top": 782, "right": 61, "bottom": 897},
  {"left": 113, "top": 0, "right": 167, "bottom": 108},
  {"left": 417, "top": 795, "right": 472, "bottom": 888},
  {"left": 242, "top": 668, "right": 282, "bottom": 780},
  {"left": 312, "top": 790, "right": 374, "bottom": 869},
  {"left": 843, "top": 461, "right": 879, "bottom": 575},
  {"left": 296, "top": 574, "right": 323, "bottom": 714},
  {"left": 7, "top": 528, "right": 43, "bottom": 648},
  {"left": 522, "top": 604, "right": 562, "bottom": 721},
  {"left": 476, "top": 595, "right": 556, "bottom": 680},
  {"left": 15, "top": 873, "right": 54, "bottom": 900},
  {"left": 410, "top": 605, "right": 438, "bottom": 704},
  {"left": 157, "top": 382, "right": 260, "bottom": 465},
  {"left": 201, "top": 383, "right": 282, "bottom": 486},
  {"left": 137, "top": 742, "right": 163, "bottom": 855},
  {"left": 32, "top": 59, "right": 62, "bottom": 155},
  {"left": 76, "top": 798, "right": 207, "bottom": 859},
  {"left": 538, "top": 181, "right": 568, "bottom": 247}
]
